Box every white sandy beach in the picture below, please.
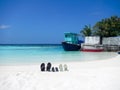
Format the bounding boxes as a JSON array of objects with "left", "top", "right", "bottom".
[{"left": 0, "top": 54, "right": 120, "bottom": 90}]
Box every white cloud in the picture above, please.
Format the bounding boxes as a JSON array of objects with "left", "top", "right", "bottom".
[{"left": 0, "top": 24, "right": 11, "bottom": 29}]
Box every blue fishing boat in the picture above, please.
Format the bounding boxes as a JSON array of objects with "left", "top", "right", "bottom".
[{"left": 62, "top": 32, "right": 81, "bottom": 51}]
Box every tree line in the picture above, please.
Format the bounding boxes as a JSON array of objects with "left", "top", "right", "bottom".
[{"left": 80, "top": 16, "right": 120, "bottom": 44}]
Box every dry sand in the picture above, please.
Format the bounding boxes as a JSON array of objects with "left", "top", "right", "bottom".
[{"left": 0, "top": 55, "right": 120, "bottom": 90}]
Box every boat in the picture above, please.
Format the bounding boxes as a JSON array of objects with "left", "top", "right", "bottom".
[
  {"left": 62, "top": 42, "right": 81, "bottom": 51},
  {"left": 81, "top": 44, "right": 104, "bottom": 52},
  {"left": 81, "top": 36, "right": 104, "bottom": 52},
  {"left": 62, "top": 32, "right": 81, "bottom": 51}
]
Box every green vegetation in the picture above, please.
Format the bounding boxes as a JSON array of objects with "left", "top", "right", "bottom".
[
  {"left": 80, "top": 25, "right": 92, "bottom": 36},
  {"left": 93, "top": 16, "right": 120, "bottom": 37},
  {"left": 80, "top": 15, "right": 120, "bottom": 44}
]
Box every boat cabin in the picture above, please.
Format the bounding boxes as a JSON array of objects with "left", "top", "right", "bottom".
[{"left": 64, "top": 32, "right": 79, "bottom": 44}]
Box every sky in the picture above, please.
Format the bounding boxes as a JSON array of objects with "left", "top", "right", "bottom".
[{"left": 0, "top": 0, "right": 120, "bottom": 44}]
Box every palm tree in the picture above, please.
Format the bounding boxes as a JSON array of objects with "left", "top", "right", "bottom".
[{"left": 80, "top": 25, "right": 92, "bottom": 36}]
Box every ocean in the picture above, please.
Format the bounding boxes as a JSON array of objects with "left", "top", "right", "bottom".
[{"left": 0, "top": 44, "right": 117, "bottom": 65}]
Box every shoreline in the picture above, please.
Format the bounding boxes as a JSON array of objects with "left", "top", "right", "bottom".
[
  {"left": 0, "top": 52, "right": 118, "bottom": 66},
  {"left": 0, "top": 55, "right": 120, "bottom": 71},
  {"left": 0, "top": 55, "right": 120, "bottom": 90}
]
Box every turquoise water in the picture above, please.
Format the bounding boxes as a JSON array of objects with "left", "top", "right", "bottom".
[{"left": 0, "top": 45, "right": 117, "bottom": 65}]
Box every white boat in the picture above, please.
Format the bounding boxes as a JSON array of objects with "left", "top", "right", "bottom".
[{"left": 81, "top": 44, "right": 104, "bottom": 52}]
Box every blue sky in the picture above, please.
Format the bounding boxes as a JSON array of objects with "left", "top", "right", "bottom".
[{"left": 0, "top": 0, "right": 120, "bottom": 44}]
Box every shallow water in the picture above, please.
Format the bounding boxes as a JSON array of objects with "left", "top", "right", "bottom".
[{"left": 0, "top": 45, "right": 117, "bottom": 65}]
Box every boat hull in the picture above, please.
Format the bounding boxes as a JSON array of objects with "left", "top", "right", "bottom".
[
  {"left": 81, "top": 49, "right": 104, "bottom": 52},
  {"left": 81, "top": 44, "right": 104, "bottom": 52},
  {"left": 62, "top": 42, "right": 81, "bottom": 51}
]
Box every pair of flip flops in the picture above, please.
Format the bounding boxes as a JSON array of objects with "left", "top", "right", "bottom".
[{"left": 59, "top": 64, "right": 68, "bottom": 71}]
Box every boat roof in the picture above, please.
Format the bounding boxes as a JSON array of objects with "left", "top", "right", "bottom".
[{"left": 64, "top": 32, "right": 80, "bottom": 36}]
